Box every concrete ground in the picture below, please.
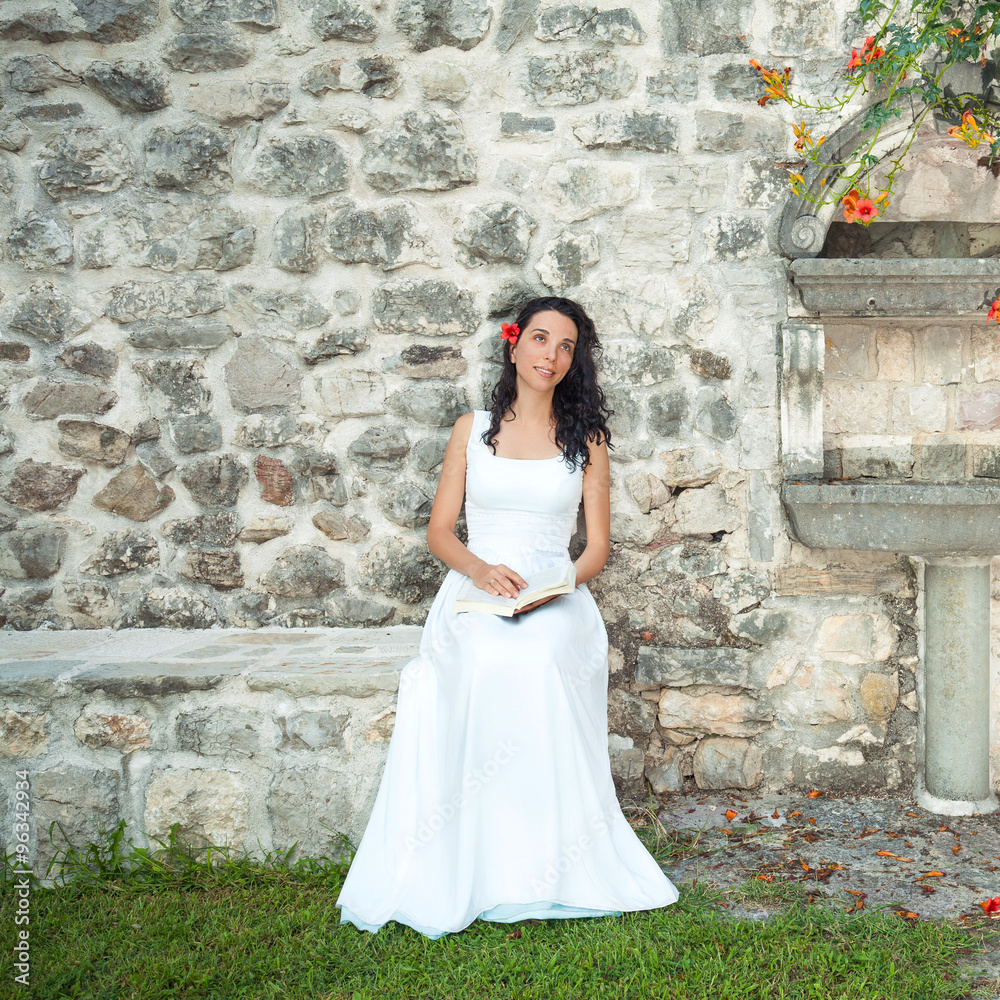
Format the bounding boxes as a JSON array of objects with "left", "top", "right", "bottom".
[{"left": 651, "top": 788, "right": 1000, "bottom": 987}]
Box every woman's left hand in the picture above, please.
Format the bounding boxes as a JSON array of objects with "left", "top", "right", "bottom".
[{"left": 513, "top": 594, "right": 559, "bottom": 615}]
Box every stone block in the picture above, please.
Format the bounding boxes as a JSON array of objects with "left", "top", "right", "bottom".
[
  {"left": 395, "top": 0, "right": 491, "bottom": 50},
  {"left": 747, "top": 470, "right": 774, "bottom": 562},
  {"left": 262, "top": 545, "right": 344, "bottom": 598},
  {"left": 180, "top": 550, "right": 244, "bottom": 589},
  {"left": 647, "top": 164, "right": 726, "bottom": 212},
  {"left": 309, "top": 0, "right": 378, "bottom": 41},
  {"left": 645, "top": 747, "right": 684, "bottom": 793},
  {"left": 144, "top": 123, "right": 232, "bottom": 193},
  {"left": 660, "top": 448, "right": 723, "bottom": 487},
  {"left": 769, "top": 0, "right": 833, "bottom": 54},
  {"left": 362, "top": 110, "right": 475, "bottom": 193},
  {"left": 971, "top": 327, "right": 1000, "bottom": 381},
  {"left": 706, "top": 216, "right": 768, "bottom": 260},
  {"left": 840, "top": 435, "right": 914, "bottom": 479},
  {"left": 922, "top": 326, "right": 962, "bottom": 384},
  {"left": 183, "top": 81, "right": 289, "bottom": 123},
  {"left": 657, "top": 688, "right": 771, "bottom": 738},
  {"left": 739, "top": 409, "right": 778, "bottom": 469},
  {"left": 162, "top": 27, "right": 254, "bottom": 72},
  {"left": 80, "top": 522, "right": 158, "bottom": 576},
  {"left": 499, "top": 112, "right": 553, "bottom": 137},
  {"left": 673, "top": 483, "right": 738, "bottom": 535},
  {"left": 661, "top": 0, "right": 750, "bottom": 55},
  {"left": 572, "top": 111, "right": 677, "bottom": 152},
  {"left": 162, "top": 512, "right": 241, "bottom": 548},
  {"left": 958, "top": 386, "right": 1000, "bottom": 430},
  {"left": 824, "top": 324, "right": 870, "bottom": 379},
  {"left": 711, "top": 61, "right": 760, "bottom": 101},
  {"left": 24, "top": 381, "right": 118, "bottom": 419},
  {"left": 74, "top": 709, "right": 152, "bottom": 752},
  {"left": 93, "top": 465, "right": 175, "bottom": 521},
  {"left": 875, "top": 328, "right": 914, "bottom": 381},
  {"left": 0, "top": 460, "right": 85, "bottom": 512},
  {"left": 455, "top": 201, "right": 536, "bottom": 265},
  {"left": 891, "top": 386, "right": 947, "bottom": 433},
  {"left": 9, "top": 281, "right": 93, "bottom": 344},
  {"left": 224, "top": 337, "right": 301, "bottom": 412},
  {"left": 816, "top": 613, "right": 894, "bottom": 664},
  {"left": 245, "top": 134, "right": 349, "bottom": 197},
  {"left": 145, "top": 767, "right": 248, "bottom": 853},
  {"left": 692, "top": 737, "right": 762, "bottom": 789},
  {"left": 635, "top": 645, "right": 753, "bottom": 688},
  {"left": 59, "top": 343, "right": 119, "bottom": 378},
  {"left": 695, "top": 111, "right": 786, "bottom": 153},
  {"left": 735, "top": 157, "right": 791, "bottom": 209},
  {"left": 781, "top": 320, "right": 824, "bottom": 477},
  {"left": 82, "top": 59, "right": 171, "bottom": 112},
  {"left": 421, "top": 63, "right": 470, "bottom": 102},
  {"left": 535, "top": 5, "right": 644, "bottom": 43},
  {"left": 773, "top": 662, "right": 852, "bottom": 724},
  {"left": 32, "top": 766, "right": 123, "bottom": 874},
  {"left": 372, "top": 278, "right": 478, "bottom": 336},
  {"left": 527, "top": 50, "right": 636, "bottom": 105},
  {"left": 319, "top": 372, "right": 387, "bottom": 417},
  {"left": 971, "top": 443, "right": 1000, "bottom": 478},
  {"left": 610, "top": 212, "right": 690, "bottom": 267},
  {"left": 543, "top": 158, "right": 639, "bottom": 221},
  {"left": 694, "top": 387, "right": 737, "bottom": 440},
  {"left": 918, "top": 435, "right": 966, "bottom": 479},
  {"left": 646, "top": 66, "right": 697, "bottom": 103},
  {"left": 823, "top": 381, "right": 891, "bottom": 434},
  {"left": 301, "top": 56, "right": 399, "bottom": 100},
  {"left": 57, "top": 420, "right": 130, "bottom": 465},
  {"left": 0, "top": 711, "right": 48, "bottom": 758},
  {"left": 860, "top": 671, "right": 898, "bottom": 721},
  {"left": 536, "top": 230, "right": 599, "bottom": 289},
  {"left": 0, "top": 525, "right": 67, "bottom": 579}
]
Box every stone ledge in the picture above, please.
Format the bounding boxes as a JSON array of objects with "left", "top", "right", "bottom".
[
  {"left": 789, "top": 258, "right": 1000, "bottom": 316},
  {"left": 0, "top": 627, "right": 421, "bottom": 698},
  {"left": 783, "top": 482, "right": 1000, "bottom": 556}
]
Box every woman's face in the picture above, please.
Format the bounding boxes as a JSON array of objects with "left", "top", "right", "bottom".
[{"left": 509, "top": 309, "right": 578, "bottom": 391}]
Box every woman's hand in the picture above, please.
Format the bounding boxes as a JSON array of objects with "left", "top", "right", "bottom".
[{"left": 473, "top": 562, "right": 527, "bottom": 600}]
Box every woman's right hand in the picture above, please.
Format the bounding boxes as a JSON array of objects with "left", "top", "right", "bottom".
[{"left": 473, "top": 562, "right": 528, "bottom": 599}]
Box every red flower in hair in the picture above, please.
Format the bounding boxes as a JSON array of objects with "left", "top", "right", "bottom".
[{"left": 501, "top": 322, "right": 520, "bottom": 345}]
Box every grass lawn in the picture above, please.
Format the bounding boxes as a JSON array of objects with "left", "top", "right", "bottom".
[{"left": 1, "top": 811, "right": 997, "bottom": 1000}]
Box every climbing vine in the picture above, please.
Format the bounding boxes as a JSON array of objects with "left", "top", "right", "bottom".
[{"left": 750, "top": 0, "right": 1000, "bottom": 227}]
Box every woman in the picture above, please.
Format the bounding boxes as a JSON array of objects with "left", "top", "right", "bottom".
[{"left": 336, "top": 296, "right": 679, "bottom": 939}]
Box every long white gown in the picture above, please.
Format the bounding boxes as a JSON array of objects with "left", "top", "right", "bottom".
[{"left": 336, "top": 408, "right": 679, "bottom": 939}]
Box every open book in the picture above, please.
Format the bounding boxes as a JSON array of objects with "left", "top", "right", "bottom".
[{"left": 452, "top": 562, "right": 577, "bottom": 617}]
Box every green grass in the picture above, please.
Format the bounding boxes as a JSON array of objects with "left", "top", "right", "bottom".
[{"left": 0, "top": 812, "right": 997, "bottom": 1000}]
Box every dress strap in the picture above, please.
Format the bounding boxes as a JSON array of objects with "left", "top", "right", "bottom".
[{"left": 466, "top": 409, "right": 483, "bottom": 460}]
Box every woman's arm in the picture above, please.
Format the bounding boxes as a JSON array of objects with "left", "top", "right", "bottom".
[
  {"left": 573, "top": 433, "right": 611, "bottom": 586},
  {"left": 426, "top": 412, "right": 490, "bottom": 579},
  {"left": 426, "top": 412, "right": 529, "bottom": 599}
]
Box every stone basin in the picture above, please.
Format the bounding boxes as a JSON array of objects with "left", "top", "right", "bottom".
[
  {"left": 781, "top": 481, "right": 1000, "bottom": 816},
  {"left": 781, "top": 483, "right": 1000, "bottom": 557}
]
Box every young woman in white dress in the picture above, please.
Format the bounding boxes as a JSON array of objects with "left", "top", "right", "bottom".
[{"left": 336, "top": 296, "right": 680, "bottom": 939}]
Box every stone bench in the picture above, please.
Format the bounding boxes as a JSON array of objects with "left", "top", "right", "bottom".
[{"left": 0, "top": 627, "right": 422, "bottom": 881}]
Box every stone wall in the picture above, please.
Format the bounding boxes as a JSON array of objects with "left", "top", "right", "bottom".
[
  {"left": 824, "top": 319, "right": 1000, "bottom": 481},
  {"left": 0, "top": 0, "right": 997, "bottom": 802}
]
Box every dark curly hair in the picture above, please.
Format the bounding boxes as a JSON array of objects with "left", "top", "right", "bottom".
[{"left": 482, "top": 296, "right": 614, "bottom": 473}]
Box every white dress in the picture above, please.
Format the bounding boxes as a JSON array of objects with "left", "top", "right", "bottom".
[{"left": 336, "top": 408, "right": 679, "bottom": 939}]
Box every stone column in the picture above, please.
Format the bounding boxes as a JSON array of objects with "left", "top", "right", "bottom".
[{"left": 921, "top": 558, "right": 998, "bottom": 813}]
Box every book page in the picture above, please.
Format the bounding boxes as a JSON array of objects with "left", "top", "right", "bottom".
[{"left": 454, "top": 562, "right": 574, "bottom": 608}]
